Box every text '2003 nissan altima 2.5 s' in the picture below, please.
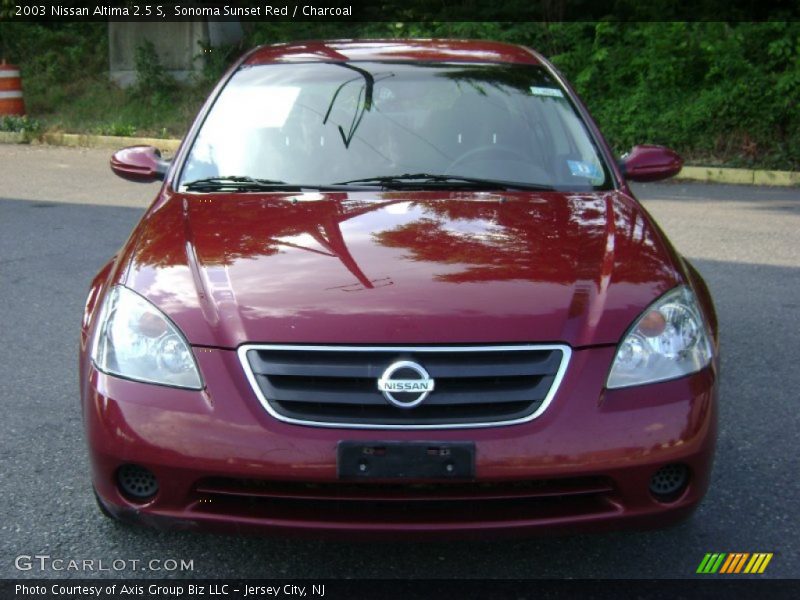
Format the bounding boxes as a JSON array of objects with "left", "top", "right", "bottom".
[{"left": 80, "top": 40, "right": 718, "bottom": 538}]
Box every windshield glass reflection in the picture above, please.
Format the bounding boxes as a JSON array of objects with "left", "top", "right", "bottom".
[{"left": 180, "top": 62, "right": 610, "bottom": 191}]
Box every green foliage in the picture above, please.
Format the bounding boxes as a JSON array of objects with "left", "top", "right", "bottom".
[
  {"left": 366, "top": 20, "right": 799, "bottom": 169},
  {"left": 546, "top": 22, "right": 800, "bottom": 169},
  {"left": 95, "top": 122, "right": 137, "bottom": 137},
  {"left": 0, "top": 21, "right": 797, "bottom": 168},
  {"left": 37, "top": 77, "right": 203, "bottom": 138},
  {"left": 0, "top": 114, "right": 41, "bottom": 133},
  {"left": 0, "top": 0, "right": 14, "bottom": 19},
  {"left": 133, "top": 39, "right": 177, "bottom": 99},
  {"left": 194, "top": 40, "right": 243, "bottom": 85}
]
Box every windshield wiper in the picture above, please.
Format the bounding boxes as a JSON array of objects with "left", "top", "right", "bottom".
[
  {"left": 182, "top": 176, "right": 376, "bottom": 193},
  {"left": 335, "top": 173, "right": 555, "bottom": 191},
  {"left": 183, "top": 176, "right": 296, "bottom": 192}
]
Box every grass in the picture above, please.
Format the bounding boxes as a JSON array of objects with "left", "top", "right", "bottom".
[
  {"left": 3, "top": 22, "right": 798, "bottom": 170},
  {"left": 9, "top": 58, "right": 800, "bottom": 173},
  {"left": 0, "top": 115, "right": 41, "bottom": 134},
  {"left": 22, "top": 75, "right": 211, "bottom": 139}
]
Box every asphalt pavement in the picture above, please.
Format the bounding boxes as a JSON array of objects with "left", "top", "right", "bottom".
[{"left": 1, "top": 144, "right": 798, "bottom": 579}]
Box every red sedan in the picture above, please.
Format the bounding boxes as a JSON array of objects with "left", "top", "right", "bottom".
[{"left": 80, "top": 39, "right": 717, "bottom": 538}]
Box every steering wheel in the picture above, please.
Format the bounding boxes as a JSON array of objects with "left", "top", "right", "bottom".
[{"left": 445, "top": 145, "right": 530, "bottom": 174}]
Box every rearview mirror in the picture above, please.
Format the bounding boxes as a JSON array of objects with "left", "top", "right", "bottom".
[
  {"left": 619, "top": 145, "right": 683, "bottom": 182},
  {"left": 110, "top": 146, "right": 169, "bottom": 182}
]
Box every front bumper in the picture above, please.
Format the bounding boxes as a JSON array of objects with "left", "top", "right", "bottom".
[{"left": 83, "top": 345, "right": 717, "bottom": 539}]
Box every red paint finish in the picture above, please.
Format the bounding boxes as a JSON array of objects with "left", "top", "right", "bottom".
[
  {"left": 622, "top": 145, "right": 684, "bottom": 182},
  {"left": 110, "top": 145, "right": 166, "bottom": 182},
  {"left": 245, "top": 39, "right": 541, "bottom": 66},
  {"left": 123, "top": 190, "right": 682, "bottom": 349},
  {"left": 83, "top": 39, "right": 717, "bottom": 537},
  {"left": 84, "top": 350, "right": 716, "bottom": 538}
]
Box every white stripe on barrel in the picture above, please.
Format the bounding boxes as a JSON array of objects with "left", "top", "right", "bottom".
[
  {"left": 0, "top": 91, "right": 23, "bottom": 99},
  {"left": 0, "top": 70, "right": 21, "bottom": 78}
]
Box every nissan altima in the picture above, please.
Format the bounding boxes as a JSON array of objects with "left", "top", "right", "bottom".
[{"left": 80, "top": 39, "right": 718, "bottom": 537}]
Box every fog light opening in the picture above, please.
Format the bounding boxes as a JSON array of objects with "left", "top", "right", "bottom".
[
  {"left": 116, "top": 464, "right": 159, "bottom": 502},
  {"left": 649, "top": 463, "right": 689, "bottom": 503}
]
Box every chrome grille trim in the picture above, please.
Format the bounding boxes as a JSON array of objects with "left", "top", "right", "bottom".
[{"left": 237, "top": 344, "right": 572, "bottom": 430}]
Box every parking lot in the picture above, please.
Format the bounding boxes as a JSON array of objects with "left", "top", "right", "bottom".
[{"left": 1, "top": 144, "right": 798, "bottom": 579}]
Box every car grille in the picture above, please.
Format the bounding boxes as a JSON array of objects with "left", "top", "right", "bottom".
[
  {"left": 190, "top": 476, "right": 616, "bottom": 527},
  {"left": 239, "top": 345, "right": 570, "bottom": 428}
]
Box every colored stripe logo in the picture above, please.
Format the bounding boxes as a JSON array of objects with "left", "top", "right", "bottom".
[{"left": 697, "top": 553, "right": 773, "bottom": 574}]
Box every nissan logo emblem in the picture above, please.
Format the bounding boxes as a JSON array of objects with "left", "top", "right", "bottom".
[{"left": 377, "top": 360, "right": 435, "bottom": 409}]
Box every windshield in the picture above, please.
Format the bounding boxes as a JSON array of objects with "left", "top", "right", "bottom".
[{"left": 179, "top": 61, "right": 612, "bottom": 191}]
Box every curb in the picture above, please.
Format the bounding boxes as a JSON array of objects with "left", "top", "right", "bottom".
[
  {"left": 675, "top": 165, "right": 800, "bottom": 187},
  {"left": 39, "top": 132, "right": 183, "bottom": 153},
  {"left": 1, "top": 132, "right": 798, "bottom": 186},
  {"left": 0, "top": 131, "right": 182, "bottom": 152},
  {"left": 0, "top": 131, "right": 26, "bottom": 144}
]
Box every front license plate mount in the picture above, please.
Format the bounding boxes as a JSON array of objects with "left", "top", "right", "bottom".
[{"left": 337, "top": 441, "right": 475, "bottom": 480}]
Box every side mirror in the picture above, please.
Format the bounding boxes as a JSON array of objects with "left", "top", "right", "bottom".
[
  {"left": 619, "top": 145, "right": 683, "bottom": 182},
  {"left": 110, "top": 145, "right": 170, "bottom": 182}
]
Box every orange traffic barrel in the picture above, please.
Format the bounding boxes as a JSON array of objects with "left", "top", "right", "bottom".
[{"left": 0, "top": 63, "right": 26, "bottom": 116}]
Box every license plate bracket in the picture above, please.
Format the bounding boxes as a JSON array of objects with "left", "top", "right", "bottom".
[{"left": 337, "top": 441, "right": 475, "bottom": 480}]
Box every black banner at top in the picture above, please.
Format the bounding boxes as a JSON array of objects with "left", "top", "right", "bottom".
[{"left": 2, "top": 0, "right": 800, "bottom": 22}]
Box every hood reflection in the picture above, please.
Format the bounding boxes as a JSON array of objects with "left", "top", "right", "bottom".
[
  {"left": 125, "top": 190, "right": 680, "bottom": 348},
  {"left": 134, "top": 191, "right": 673, "bottom": 289},
  {"left": 373, "top": 194, "right": 672, "bottom": 285}
]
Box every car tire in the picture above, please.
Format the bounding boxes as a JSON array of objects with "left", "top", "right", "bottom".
[{"left": 93, "top": 488, "right": 119, "bottom": 521}]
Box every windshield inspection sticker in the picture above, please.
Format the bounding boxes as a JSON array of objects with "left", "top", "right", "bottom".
[
  {"left": 567, "top": 160, "right": 602, "bottom": 179},
  {"left": 530, "top": 86, "right": 564, "bottom": 98}
]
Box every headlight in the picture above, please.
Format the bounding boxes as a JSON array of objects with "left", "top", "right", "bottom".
[
  {"left": 607, "top": 286, "right": 712, "bottom": 389},
  {"left": 91, "top": 286, "right": 203, "bottom": 389}
]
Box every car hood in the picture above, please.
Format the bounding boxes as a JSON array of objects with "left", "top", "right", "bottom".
[{"left": 123, "top": 190, "right": 683, "bottom": 348}]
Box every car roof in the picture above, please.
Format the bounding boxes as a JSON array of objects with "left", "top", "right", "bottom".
[{"left": 244, "top": 39, "right": 541, "bottom": 66}]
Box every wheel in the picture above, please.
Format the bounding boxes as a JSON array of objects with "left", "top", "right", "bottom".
[{"left": 93, "top": 488, "right": 119, "bottom": 521}]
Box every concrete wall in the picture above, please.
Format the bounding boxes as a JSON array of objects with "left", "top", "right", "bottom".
[{"left": 109, "top": 22, "right": 209, "bottom": 87}]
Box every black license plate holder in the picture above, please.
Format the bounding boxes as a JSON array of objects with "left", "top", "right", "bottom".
[{"left": 337, "top": 441, "right": 475, "bottom": 480}]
